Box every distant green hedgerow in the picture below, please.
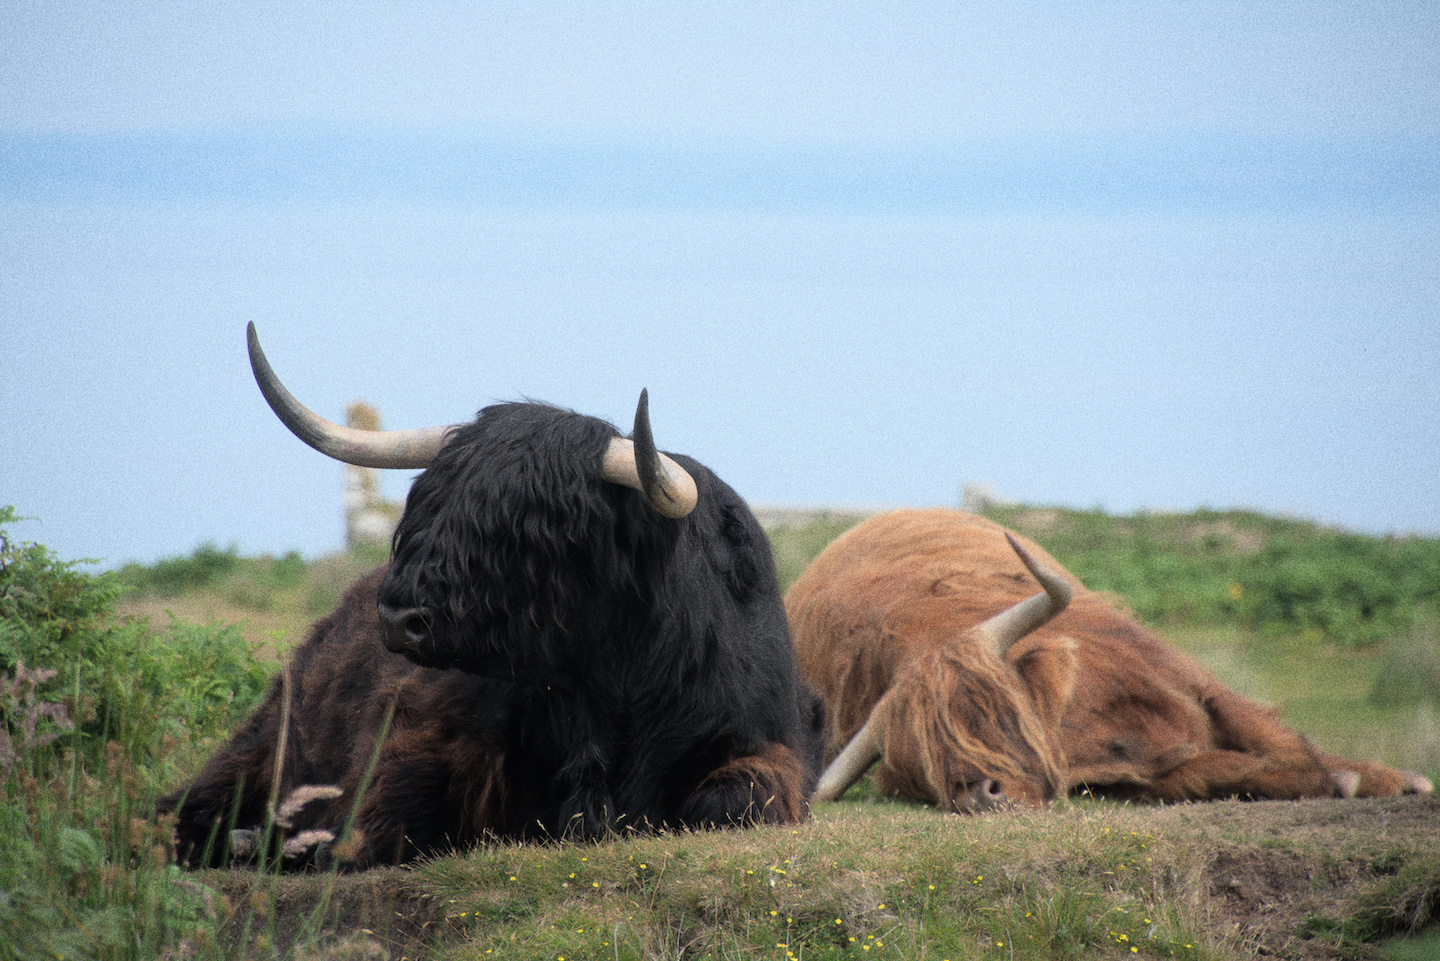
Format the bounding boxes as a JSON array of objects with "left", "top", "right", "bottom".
[{"left": 985, "top": 506, "right": 1440, "bottom": 647}]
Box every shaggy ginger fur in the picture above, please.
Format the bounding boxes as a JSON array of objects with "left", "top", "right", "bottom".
[{"left": 788, "top": 509, "right": 1432, "bottom": 809}]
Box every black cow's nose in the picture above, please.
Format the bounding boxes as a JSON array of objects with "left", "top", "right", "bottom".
[{"left": 377, "top": 602, "right": 432, "bottom": 652}]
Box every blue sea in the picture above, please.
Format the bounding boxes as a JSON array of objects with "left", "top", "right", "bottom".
[{"left": 4, "top": 128, "right": 1439, "bottom": 565}]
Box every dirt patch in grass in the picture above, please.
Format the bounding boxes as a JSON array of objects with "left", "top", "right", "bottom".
[
  {"left": 1140, "top": 795, "right": 1434, "bottom": 956},
  {"left": 204, "top": 867, "right": 444, "bottom": 959},
  {"left": 1103, "top": 794, "right": 1440, "bottom": 959}
]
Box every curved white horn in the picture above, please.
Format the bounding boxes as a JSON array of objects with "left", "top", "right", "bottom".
[
  {"left": 812, "top": 719, "right": 883, "bottom": 802},
  {"left": 248, "top": 323, "right": 456, "bottom": 468},
  {"left": 971, "top": 533, "right": 1073, "bottom": 654},
  {"left": 599, "top": 389, "right": 698, "bottom": 519}
]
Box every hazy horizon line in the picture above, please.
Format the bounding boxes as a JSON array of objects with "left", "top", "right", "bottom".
[{"left": 5, "top": 128, "right": 1437, "bottom": 215}]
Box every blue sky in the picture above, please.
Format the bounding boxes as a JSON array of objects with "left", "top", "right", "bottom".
[{"left": 3, "top": 2, "right": 1438, "bottom": 567}]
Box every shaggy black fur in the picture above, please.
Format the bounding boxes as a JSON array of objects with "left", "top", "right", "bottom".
[{"left": 161, "top": 402, "right": 825, "bottom": 868}]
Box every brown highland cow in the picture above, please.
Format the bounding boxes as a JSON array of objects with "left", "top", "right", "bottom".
[{"left": 788, "top": 508, "right": 1432, "bottom": 812}]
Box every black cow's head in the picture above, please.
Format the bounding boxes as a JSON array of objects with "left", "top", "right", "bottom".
[
  {"left": 373, "top": 400, "right": 711, "bottom": 682},
  {"left": 245, "top": 323, "right": 783, "bottom": 690}
]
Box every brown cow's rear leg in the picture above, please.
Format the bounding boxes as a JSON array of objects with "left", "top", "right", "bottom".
[
  {"left": 679, "top": 744, "right": 807, "bottom": 827},
  {"left": 1315, "top": 752, "right": 1435, "bottom": 797},
  {"left": 1132, "top": 748, "right": 1338, "bottom": 802},
  {"left": 1197, "top": 689, "right": 1434, "bottom": 798},
  {"left": 1142, "top": 688, "right": 1338, "bottom": 800}
]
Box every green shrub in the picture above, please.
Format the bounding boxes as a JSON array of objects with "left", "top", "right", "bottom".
[
  {"left": 1, "top": 506, "right": 273, "bottom": 958},
  {"left": 112, "top": 541, "right": 243, "bottom": 597},
  {"left": 986, "top": 506, "right": 1440, "bottom": 646},
  {"left": 2, "top": 509, "right": 272, "bottom": 775},
  {"left": 0, "top": 508, "right": 118, "bottom": 673}
]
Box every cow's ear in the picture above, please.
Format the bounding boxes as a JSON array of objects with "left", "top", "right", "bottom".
[{"left": 1011, "top": 635, "right": 1078, "bottom": 732}]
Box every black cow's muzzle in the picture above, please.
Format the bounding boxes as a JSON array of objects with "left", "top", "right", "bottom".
[
  {"left": 377, "top": 602, "right": 436, "bottom": 658},
  {"left": 375, "top": 601, "right": 525, "bottom": 680}
]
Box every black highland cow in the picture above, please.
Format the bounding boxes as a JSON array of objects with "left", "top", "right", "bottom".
[{"left": 160, "top": 324, "right": 825, "bottom": 868}]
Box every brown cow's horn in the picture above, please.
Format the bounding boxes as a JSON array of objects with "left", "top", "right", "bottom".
[
  {"left": 247, "top": 323, "right": 456, "bottom": 469},
  {"left": 812, "top": 719, "right": 883, "bottom": 802},
  {"left": 599, "top": 389, "right": 698, "bottom": 519},
  {"left": 972, "top": 533, "right": 1073, "bottom": 655}
]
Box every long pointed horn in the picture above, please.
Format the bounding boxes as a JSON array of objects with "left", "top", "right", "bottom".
[
  {"left": 812, "top": 719, "right": 883, "bottom": 802},
  {"left": 599, "top": 389, "right": 698, "bottom": 519},
  {"left": 971, "top": 533, "right": 1073, "bottom": 655},
  {"left": 252, "top": 325, "right": 699, "bottom": 515},
  {"left": 247, "top": 323, "right": 456, "bottom": 468}
]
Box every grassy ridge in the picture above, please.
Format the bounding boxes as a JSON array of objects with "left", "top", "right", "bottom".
[
  {"left": 410, "top": 801, "right": 1218, "bottom": 960},
  {"left": 4, "top": 503, "right": 1440, "bottom": 959},
  {"left": 203, "top": 796, "right": 1440, "bottom": 960}
]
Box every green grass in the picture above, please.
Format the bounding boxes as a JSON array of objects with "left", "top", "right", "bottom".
[
  {"left": 408, "top": 801, "right": 1219, "bottom": 960},
  {"left": 1381, "top": 930, "right": 1440, "bottom": 961},
  {"left": 6, "top": 503, "right": 1440, "bottom": 958}
]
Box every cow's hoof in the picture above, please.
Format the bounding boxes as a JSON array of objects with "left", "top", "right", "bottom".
[
  {"left": 229, "top": 828, "right": 260, "bottom": 860},
  {"left": 282, "top": 828, "right": 335, "bottom": 862},
  {"left": 1402, "top": 771, "right": 1434, "bottom": 794}
]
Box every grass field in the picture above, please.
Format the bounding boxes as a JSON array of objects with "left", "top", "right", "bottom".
[{"left": 5, "top": 503, "right": 1439, "bottom": 959}]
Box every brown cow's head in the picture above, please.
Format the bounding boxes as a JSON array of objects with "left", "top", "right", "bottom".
[{"left": 813, "top": 535, "right": 1078, "bottom": 812}]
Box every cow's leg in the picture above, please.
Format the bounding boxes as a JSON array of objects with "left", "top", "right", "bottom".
[
  {"left": 1122, "top": 688, "right": 1337, "bottom": 801},
  {"left": 1130, "top": 747, "right": 1337, "bottom": 802},
  {"left": 331, "top": 713, "right": 509, "bottom": 867},
  {"left": 160, "top": 698, "right": 285, "bottom": 866},
  {"left": 1314, "top": 752, "right": 1434, "bottom": 797},
  {"left": 678, "top": 743, "right": 808, "bottom": 827},
  {"left": 554, "top": 767, "right": 621, "bottom": 841}
]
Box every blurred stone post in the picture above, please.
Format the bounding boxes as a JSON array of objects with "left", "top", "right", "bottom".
[
  {"left": 962, "top": 483, "right": 1015, "bottom": 513},
  {"left": 344, "top": 401, "right": 403, "bottom": 549}
]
